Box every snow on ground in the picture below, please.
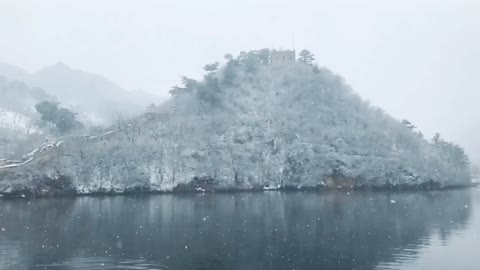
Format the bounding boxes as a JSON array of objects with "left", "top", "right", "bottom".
[{"left": 0, "top": 109, "right": 36, "bottom": 133}]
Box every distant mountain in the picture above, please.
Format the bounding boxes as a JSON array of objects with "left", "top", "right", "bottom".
[
  {"left": 0, "top": 62, "right": 160, "bottom": 125},
  {"left": 0, "top": 63, "right": 29, "bottom": 82},
  {"left": 0, "top": 62, "right": 159, "bottom": 159},
  {"left": 0, "top": 76, "right": 54, "bottom": 113}
]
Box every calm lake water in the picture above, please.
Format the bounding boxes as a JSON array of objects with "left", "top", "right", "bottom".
[{"left": 0, "top": 189, "right": 479, "bottom": 270}]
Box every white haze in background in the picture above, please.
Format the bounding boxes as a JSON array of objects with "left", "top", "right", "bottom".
[
  {"left": 0, "top": 62, "right": 160, "bottom": 125},
  {"left": 0, "top": 0, "right": 479, "bottom": 164}
]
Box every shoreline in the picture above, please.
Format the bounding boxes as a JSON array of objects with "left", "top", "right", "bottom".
[{"left": 1, "top": 182, "right": 477, "bottom": 200}]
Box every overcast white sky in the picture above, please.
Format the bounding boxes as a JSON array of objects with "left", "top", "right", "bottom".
[{"left": 0, "top": 0, "right": 479, "bottom": 163}]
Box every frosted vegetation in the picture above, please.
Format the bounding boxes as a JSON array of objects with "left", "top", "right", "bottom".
[
  {"left": 0, "top": 77, "right": 50, "bottom": 158},
  {"left": 0, "top": 49, "right": 472, "bottom": 195}
]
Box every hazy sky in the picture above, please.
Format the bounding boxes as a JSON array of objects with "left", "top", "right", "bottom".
[{"left": 0, "top": 0, "right": 479, "bottom": 163}]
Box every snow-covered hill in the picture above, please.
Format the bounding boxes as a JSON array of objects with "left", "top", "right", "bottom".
[{"left": 0, "top": 50, "right": 471, "bottom": 196}]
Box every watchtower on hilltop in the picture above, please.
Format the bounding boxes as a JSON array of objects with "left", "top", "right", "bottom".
[{"left": 270, "top": 50, "right": 296, "bottom": 65}]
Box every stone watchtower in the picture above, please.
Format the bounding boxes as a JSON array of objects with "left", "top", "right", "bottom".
[{"left": 270, "top": 50, "right": 296, "bottom": 65}]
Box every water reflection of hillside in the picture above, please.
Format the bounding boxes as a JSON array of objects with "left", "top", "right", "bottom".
[{"left": 0, "top": 190, "right": 472, "bottom": 270}]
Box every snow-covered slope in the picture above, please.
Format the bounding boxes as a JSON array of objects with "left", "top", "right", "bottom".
[
  {"left": 0, "top": 50, "right": 472, "bottom": 196},
  {"left": 0, "top": 76, "right": 50, "bottom": 132},
  {"left": 0, "top": 76, "right": 45, "bottom": 134},
  {"left": 0, "top": 109, "right": 35, "bottom": 133},
  {"left": 0, "top": 77, "right": 46, "bottom": 159}
]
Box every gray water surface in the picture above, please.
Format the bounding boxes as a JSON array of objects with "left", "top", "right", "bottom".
[{"left": 0, "top": 189, "right": 479, "bottom": 270}]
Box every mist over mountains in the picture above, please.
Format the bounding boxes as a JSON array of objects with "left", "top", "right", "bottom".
[
  {"left": 0, "top": 61, "right": 160, "bottom": 160},
  {"left": 0, "top": 62, "right": 160, "bottom": 126}
]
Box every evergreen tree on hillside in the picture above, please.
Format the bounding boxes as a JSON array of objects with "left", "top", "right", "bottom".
[
  {"left": 401, "top": 120, "right": 416, "bottom": 130},
  {"left": 35, "top": 101, "right": 83, "bottom": 133},
  {"left": 432, "top": 133, "right": 441, "bottom": 144},
  {"left": 298, "top": 49, "right": 315, "bottom": 65},
  {"left": 203, "top": 62, "right": 219, "bottom": 73}
]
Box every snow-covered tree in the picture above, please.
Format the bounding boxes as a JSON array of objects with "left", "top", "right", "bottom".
[
  {"left": 35, "top": 101, "right": 83, "bottom": 133},
  {"left": 298, "top": 49, "right": 315, "bottom": 65}
]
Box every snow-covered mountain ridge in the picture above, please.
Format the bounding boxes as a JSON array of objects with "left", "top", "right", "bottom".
[{"left": 0, "top": 50, "right": 472, "bottom": 196}]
